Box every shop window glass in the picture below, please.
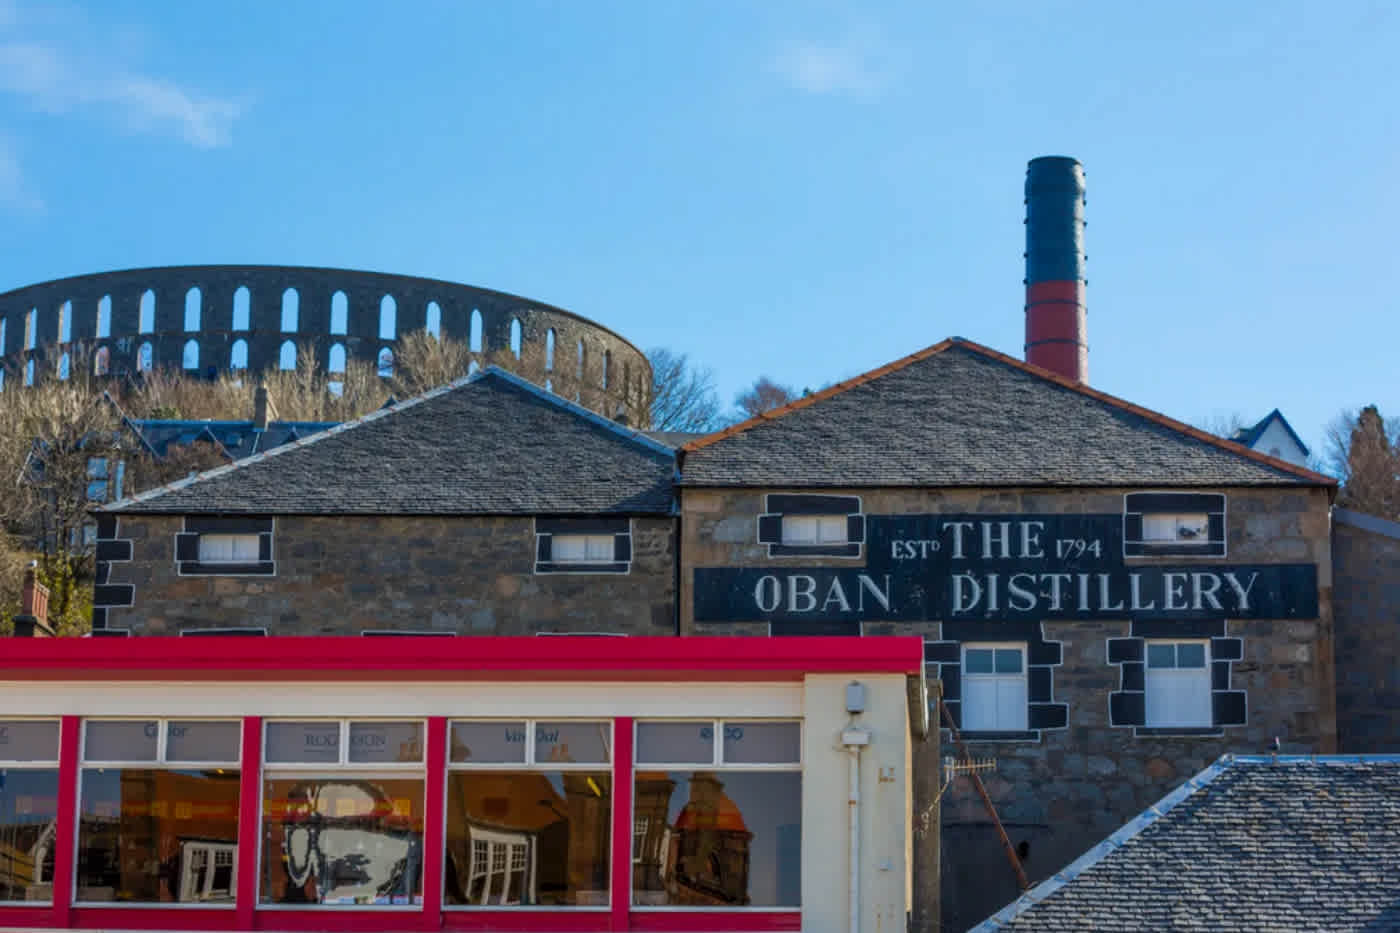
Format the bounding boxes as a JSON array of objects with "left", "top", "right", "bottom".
[
  {"left": 633, "top": 720, "right": 801, "bottom": 908},
  {"left": 77, "top": 719, "right": 241, "bottom": 904},
  {"left": 445, "top": 720, "right": 611, "bottom": 907},
  {"left": 0, "top": 720, "right": 60, "bottom": 903},
  {"left": 261, "top": 720, "right": 425, "bottom": 907}
]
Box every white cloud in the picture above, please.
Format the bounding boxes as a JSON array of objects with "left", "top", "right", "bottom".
[
  {"left": 771, "top": 29, "right": 902, "bottom": 95},
  {"left": 0, "top": 38, "right": 242, "bottom": 148},
  {"left": 0, "top": 136, "right": 43, "bottom": 213}
]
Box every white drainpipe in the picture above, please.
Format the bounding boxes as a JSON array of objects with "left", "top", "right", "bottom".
[{"left": 842, "top": 723, "right": 871, "bottom": 933}]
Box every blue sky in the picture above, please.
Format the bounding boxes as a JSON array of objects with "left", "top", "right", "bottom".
[{"left": 1, "top": 1, "right": 1395, "bottom": 455}]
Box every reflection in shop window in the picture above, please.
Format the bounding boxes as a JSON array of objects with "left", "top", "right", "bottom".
[
  {"left": 0, "top": 720, "right": 60, "bottom": 904},
  {"left": 260, "top": 720, "right": 425, "bottom": 907},
  {"left": 633, "top": 720, "right": 801, "bottom": 908},
  {"left": 445, "top": 720, "right": 611, "bottom": 907},
  {"left": 76, "top": 719, "right": 241, "bottom": 904}
]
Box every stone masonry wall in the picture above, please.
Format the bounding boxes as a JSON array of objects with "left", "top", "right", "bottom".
[
  {"left": 1334, "top": 509, "right": 1400, "bottom": 752},
  {"left": 101, "top": 514, "right": 675, "bottom": 636},
  {"left": 679, "top": 485, "right": 1335, "bottom": 932}
]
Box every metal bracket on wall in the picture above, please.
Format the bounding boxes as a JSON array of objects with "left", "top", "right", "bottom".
[{"left": 939, "top": 698, "right": 1031, "bottom": 891}]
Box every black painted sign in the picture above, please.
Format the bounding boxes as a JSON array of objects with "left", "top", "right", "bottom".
[{"left": 693, "top": 514, "right": 1318, "bottom": 623}]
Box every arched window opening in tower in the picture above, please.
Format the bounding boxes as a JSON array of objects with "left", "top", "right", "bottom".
[
  {"left": 139, "top": 290, "right": 155, "bottom": 334},
  {"left": 0, "top": 317, "right": 6, "bottom": 353},
  {"left": 378, "top": 346, "right": 394, "bottom": 378},
  {"left": 233, "top": 286, "right": 251, "bottom": 331},
  {"left": 25, "top": 358, "right": 35, "bottom": 386},
  {"left": 26, "top": 308, "right": 37, "bottom": 350},
  {"left": 58, "top": 351, "right": 70, "bottom": 381},
  {"left": 603, "top": 350, "right": 611, "bottom": 390},
  {"left": 426, "top": 301, "right": 442, "bottom": 339},
  {"left": 230, "top": 339, "right": 248, "bottom": 371},
  {"left": 468, "top": 359, "right": 480, "bottom": 376},
  {"left": 510, "top": 318, "right": 522, "bottom": 360},
  {"left": 59, "top": 301, "right": 72, "bottom": 343},
  {"left": 577, "top": 339, "right": 585, "bottom": 381},
  {"left": 183, "top": 339, "right": 200, "bottom": 371},
  {"left": 470, "top": 309, "right": 483, "bottom": 352},
  {"left": 331, "top": 291, "right": 348, "bottom": 335},
  {"left": 379, "top": 295, "right": 397, "bottom": 340},
  {"left": 138, "top": 342, "right": 153, "bottom": 372},
  {"left": 329, "top": 342, "right": 346, "bottom": 374},
  {"left": 185, "top": 287, "right": 201, "bottom": 332},
  {"left": 94, "top": 346, "right": 110, "bottom": 376},
  {"left": 546, "top": 329, "right": 556, "bottom": 372},
  {"left": 97, "top": 295, "right": 112, "bottom": 338},
  {"left": 279, "top": 340, "right": 297, "bottom": 371},
  {"left": 282, "top": 288, "right": 300, "bottom": 333}
]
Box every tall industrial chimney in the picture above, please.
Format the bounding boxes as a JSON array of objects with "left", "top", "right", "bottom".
[{"left": 1024, "top": 156, "right": 1088, "bottom": 383}]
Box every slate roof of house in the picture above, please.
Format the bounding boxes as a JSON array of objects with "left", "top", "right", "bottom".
[
  {"left": 127, "top": 418, "right": 340, "bottom": 460},
  {"left": 106, "top": 368, "right": 676, "bottom": 515},
  {"left": 681, "top": 339, "right": 1333, "bottom": 488},
  {"left": 976, "top": 755, "right": 1400, "bottom": 932},
  {"left": 1231, "top": 407, "right": 1311, "bottom": 457}
]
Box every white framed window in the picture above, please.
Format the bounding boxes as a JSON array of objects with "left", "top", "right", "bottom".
[
  {"left": 446, "top": 720, "right": 612, "bottom": 908},
  {"left": 961, "top": 644, "right": 1028, "bottom": 732},
  {"left": 198, "top": 533, "right": 260, "bottom": 563},
  {"left": 77, "top": 719, "right": 242, "bottom": 905},
  {"left": 0, "top": 719, "right": 61, "bottom": 905},
  {"left": 1142, "top": 513, "right": 1210, "bottom": 544},
  {"left": 261, "top": 719, "right": 426, "bottom": 907},
  {"left": 780, "top": 515, "right": 848, "bottom": 546},
  {"left": 1145, "top": 641, "right": 1212, "bottom": 728},
  {"left": 551, "top": 534, "right": 614, "bottom": 563}
]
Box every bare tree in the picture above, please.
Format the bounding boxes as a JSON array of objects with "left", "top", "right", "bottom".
[
  {"left": 734, "top": 376, "right": 798, "bottom": 420},
  {"left": 648, "top": 348, "right": 721, "bottom": 433},
  {"left": 1197, "top": 412, "right": 1250, "bottom": 440}
]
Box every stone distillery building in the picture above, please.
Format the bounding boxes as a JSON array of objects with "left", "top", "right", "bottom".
[{"left": 9, "top": 156, "right": 1399, "bottom": 931}]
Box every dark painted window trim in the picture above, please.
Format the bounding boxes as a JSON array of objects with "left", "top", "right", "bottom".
[
  {"left": 180, "top": 627, "right": 268, "bottom": 636},
  {"left": 1123, "top": 491, "right": 1227, "bottom": 559},
  {"left": 1108, "top": 621, "right": 1247, "bottom": 733},
  {"left": 534, "top": 517, "right": 632, "bottom": 575},
  {"left": 176, "top": 516, "right": 276, "bottom": 577},
  {"left": 928, "top": 623, "right": 1068, "bottom": 742},
  {"left": 758, "top": 493, "right": 865, "bottom": 559}
]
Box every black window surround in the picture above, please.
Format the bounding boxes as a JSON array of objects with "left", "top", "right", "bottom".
[
  {"left": 176, "top": 517, "right": 276, "bottom": 576},
  {"left": 534, "top": 517, "right": 631, "bottom": 574},
  {"left": 758, "top": 494, "right": 865, "bottom": 558},
  {"left": 925, "top": 621, "right": 1068, "bottom": 743},
  {"left": 1123, "top": 492, "right": 1226, "bottom": 558},
  {"left": 1108, "top": 619, "right": 1246, "bottom": 737}
]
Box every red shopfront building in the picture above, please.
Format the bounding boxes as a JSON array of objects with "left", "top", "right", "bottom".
[{"left": 0, "top": 636, "right": 923, "bottom": 933}]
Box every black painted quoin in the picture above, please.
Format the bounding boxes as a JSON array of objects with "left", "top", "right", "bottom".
[{"left": 693, "top": 513, "right": 1319, "bottom": 626}]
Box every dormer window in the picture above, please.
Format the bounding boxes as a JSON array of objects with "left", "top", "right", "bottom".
[{"left": 1124, "top": 493, "right": 1225, "bottom": 557}]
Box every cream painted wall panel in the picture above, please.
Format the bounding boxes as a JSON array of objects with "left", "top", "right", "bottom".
[
  {"left": 802, "top": 673, "right": 910, "bottom": 933},
  {"left": 0, "top": 680, "right": 802, "bottom": 719}
]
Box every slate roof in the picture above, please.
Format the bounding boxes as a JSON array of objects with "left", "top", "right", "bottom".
[
  {"left": 1231, "top": 408, "right": 1311, "bottom": 457},
  {"left": 127, "top": 418, "right": 339, "bottom": 460},
  {"left": 976, "top": 755, "right": 1400, "bottom": 932},
  {"left": 106, "top": 368, "right": 676, "bottom": 515},
  {"left": 681, "top": 339, "right": 1332, "bottom": 488}
]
